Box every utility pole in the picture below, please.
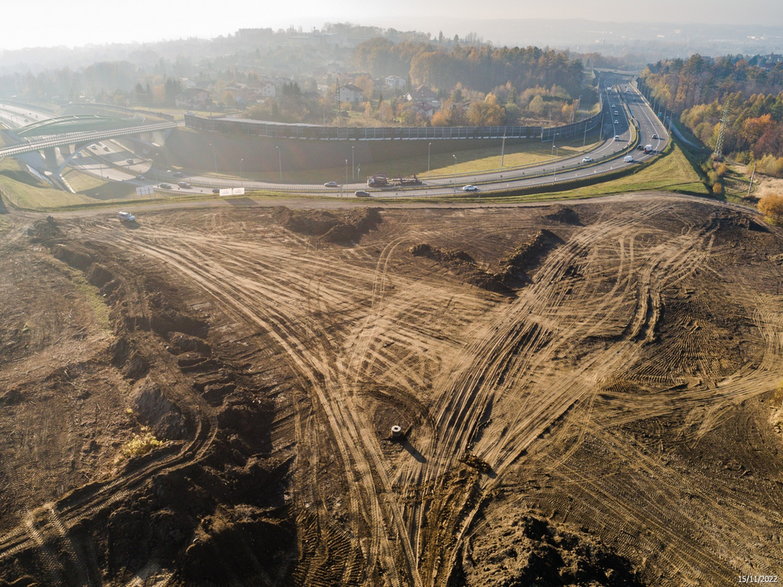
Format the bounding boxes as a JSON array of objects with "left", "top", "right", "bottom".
[
  {"left": 747, "top": 162, "right": 756, "bottom": 199},
  {"left": 713, "top": 103, "right": 732, "bottom": 160},
  {"left": 500, "top": 132, "right": 506, "bottom": 168}
]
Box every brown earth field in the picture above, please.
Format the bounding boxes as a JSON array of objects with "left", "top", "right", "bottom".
[{"left": 0, "top": 193, "right": 782, "bottom": 586}]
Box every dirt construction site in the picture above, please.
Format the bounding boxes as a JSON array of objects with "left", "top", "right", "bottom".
[{"left": 0, "top": 192, "right": 782, "bottom": 586}]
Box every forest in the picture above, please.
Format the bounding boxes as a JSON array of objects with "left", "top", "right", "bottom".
[
  {"left": 355, "top": 40, "right": 584, "bottom": 97},
  {"left": 640, "top": 54, "right": 783, "bottom": 173}
]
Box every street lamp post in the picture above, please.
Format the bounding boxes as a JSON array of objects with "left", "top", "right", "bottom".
[
  {"left": 275, "top": 146, "right": 282, "bottom": 182},
  {"left": 351, "top": 145, "right": 355, "bottom": 181},
  {"left": 345, "top": 158, "right": 348, "bottom": 193},
  {"left": 427, "top": 142, "right": 432, "bottom": 172},
  {"left": 500, "top": 133, "right": 506, "bottom": 168},
  {"left": 239, "top": 157, "right": 244, "bottom": 186}
]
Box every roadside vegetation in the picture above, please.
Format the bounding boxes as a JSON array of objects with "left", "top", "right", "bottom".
[{"left": 758, "top": 193, "right": 783, "bottom": 224}]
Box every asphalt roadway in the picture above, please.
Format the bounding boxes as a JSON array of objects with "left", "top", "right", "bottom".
[{"left": 0, "top": 81, "right": 669, "bottom": 201}]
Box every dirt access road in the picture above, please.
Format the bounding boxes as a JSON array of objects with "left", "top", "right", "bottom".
[{"left": 0, "top": 193, "right": 781, "bottom": 585}]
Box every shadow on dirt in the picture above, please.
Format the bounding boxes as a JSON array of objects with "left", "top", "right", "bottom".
[{"left": 400, "top": 438, "right": 427, "bottom": 463}]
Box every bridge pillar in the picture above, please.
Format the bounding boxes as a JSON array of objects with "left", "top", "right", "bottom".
[{"left": 42, "top": 147, "right": 60, "bottom": 172}]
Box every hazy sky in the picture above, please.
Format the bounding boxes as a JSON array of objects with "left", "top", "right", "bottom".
[{"left": 3, "top": 0, "right": 782, "bottom": 50}]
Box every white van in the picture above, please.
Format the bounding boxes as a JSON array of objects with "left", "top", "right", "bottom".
[{"left": 624, "top": 155, "right": 634, "bottom": 163}]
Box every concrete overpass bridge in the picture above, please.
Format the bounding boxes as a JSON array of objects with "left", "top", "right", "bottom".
[
  {"left": 0, "top": 115, "right": 179, "bottom": 187},
  {"left": 0, "top": 118, "right": 179, "bottom": 161}
]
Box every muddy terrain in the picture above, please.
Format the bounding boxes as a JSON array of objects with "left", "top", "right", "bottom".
[{"left": 0, "top": 194, "right": 781, "bottom": 585}]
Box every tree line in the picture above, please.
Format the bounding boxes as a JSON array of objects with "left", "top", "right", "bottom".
[
  {"left": 355, "top": 41, "right": 584, "bottom": 98},
  {"left": 640, "top": 54, "right": 783, "bottom": 175}
]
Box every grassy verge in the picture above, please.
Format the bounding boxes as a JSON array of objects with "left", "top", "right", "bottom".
[
  {"left": 202, "top": 134, "right": 604, "bottom": 185},
  {"left": 362, "top": 142, "right": 708, "bottom": 205},
  {"left": 0, "top": 156, "right": 158, "bottom": 210},
  {"left": 0, "top": 158, "right": 96, "bottom": 208}
]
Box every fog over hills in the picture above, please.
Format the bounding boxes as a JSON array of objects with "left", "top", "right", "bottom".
[{"left": 0, "top": 18, "right": 781, "bottom": 74}]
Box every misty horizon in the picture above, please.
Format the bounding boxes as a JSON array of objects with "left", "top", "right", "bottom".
[{"left": 2, "top": 0, "right": 782, "bottom": 52}]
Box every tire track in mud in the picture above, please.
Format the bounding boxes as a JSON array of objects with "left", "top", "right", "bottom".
[
  {"left": 49, "top": 202, "right": 781, "bottom": 586},
  {"left": 103, "top": 227, "right": 423, "bottom": 585},
  {"left": 0, "top": 402, "right": 217, "bottom": 576},
  {"left": 395, "top": 203, "right": 724, "bottom": 584}
]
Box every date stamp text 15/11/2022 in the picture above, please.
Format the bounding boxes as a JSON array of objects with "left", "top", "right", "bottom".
[{"left": 738, "top": 576, "right": 779, "bottom": 584}]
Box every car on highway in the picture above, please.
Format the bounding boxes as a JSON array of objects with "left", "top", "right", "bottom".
[
  {"left": 652, "top": 134, "right": 659, "bottom": 139},
  {"left": 624, "top": 155, "right": 635, "bottom": 163},
  {"left": 117, "top": 211, "right": 136, "bottom": 222},
  {"left": 614, "top": 119, "right": 619, "bottom": 124},
  {"left": 159, "top": 183, "right": 172, "bottom": 189},
  {"left": 614, "top": 135, "right": 621, "bottom": 141},
  {"left": 103, "top": 146, "right": 110, "bottom": 152},
  {"left": 354, "top": 190, "right": 370, "bottom": 197},
  {"left": 581, "top": 156, "right": 593, "bottom": 163},
  {"left": 324, "top": 181, "right": 339, "bottom": 187},
  {"left": 462, "top": 185, "right": 479, "bottom": 192},
  {"left": 177, "top": 181, "right": 192, "bottom": 189},
  {"left": 212, "top": 188, "right": 220, "bottom": 194}
]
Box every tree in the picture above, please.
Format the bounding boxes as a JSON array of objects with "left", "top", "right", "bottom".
[{"left": 758, "top": 193, "right": 783, "bottom": 223}]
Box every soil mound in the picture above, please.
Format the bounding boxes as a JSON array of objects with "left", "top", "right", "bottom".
[
  {"left": 27, "top": 216, "right": 63, "bottom": 243},
  {"left": 708, "top": 210, "right": 768, "bottom": 233},
  {"left": 273, "top": 206, "right": 381, "bottom": 244},
  {"left": 410, "top": 243, "right": 511, "bottom": 295},
  {"left": 129, "top": 379, "right": 188, "bottom": 440},
  {"left": 543, "top": 205, "right": 582, "bottom": 225},
  {"left": 495, "top": 229, "right": 563, "bottom": 287},
  {"left": 410, "top": 231, "right": 562, "bottom": 293},
  {"left": 461, "top": 511, "right": 643, "bottom": 586}
]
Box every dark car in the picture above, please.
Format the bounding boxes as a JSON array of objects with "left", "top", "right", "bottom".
[
  {"left": 159, "top": 183, "right": 172, "bottom": 189},
  {"left": 354, "top": 190, "right": 370, "bottom": 197}
]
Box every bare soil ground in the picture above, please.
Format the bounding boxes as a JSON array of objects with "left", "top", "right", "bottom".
[{"left": 0, "top": 193, "right": 781, "bottom": 586}]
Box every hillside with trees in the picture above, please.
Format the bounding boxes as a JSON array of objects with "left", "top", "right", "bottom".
[{"left": 640, "top": 54, "right": 783, "bottom": 175}]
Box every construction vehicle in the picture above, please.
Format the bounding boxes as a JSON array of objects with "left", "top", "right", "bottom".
[{"left": 367, "top": 174, "right": 422, "bottom": 188}]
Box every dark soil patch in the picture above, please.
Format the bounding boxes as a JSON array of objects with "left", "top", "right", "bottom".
[
  {"left": 27, "top": 216, "right": 63, "bottom": 244},
  {"left": 410, "top": 243, "right": 511, "bottom": 295},
  {"left": 273, "top": 206, "right": 382, "bottom": 245},
  {"left": 543, "top": 205, "right": 582, "bottom": 225},
  {"left": 459, "top": 510, "right": 644, "bottom": 586}
]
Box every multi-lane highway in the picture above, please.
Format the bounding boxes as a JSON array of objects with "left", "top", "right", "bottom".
[
  {"left": 165, "top": 82, "right": 669, "bottom": 199},
  {"left": 0, "top": 80, "right": 669, "bottom": 200}
]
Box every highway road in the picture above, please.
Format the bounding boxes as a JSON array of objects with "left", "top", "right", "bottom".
[
  {"left": 0, "top": 80, "right": 670, "bottom": 201},
  {"left": 159, "top": 82, "right": 668, "bottom": 199}
]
